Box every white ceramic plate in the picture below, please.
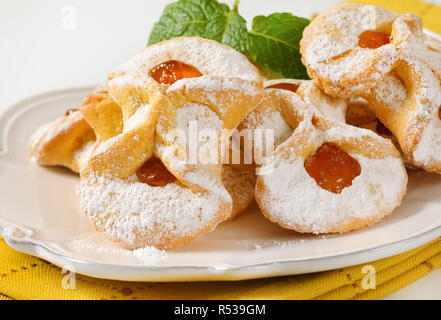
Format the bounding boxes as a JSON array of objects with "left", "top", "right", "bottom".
[
  {"left": 2, "top": 31, "right": 441, "bottom": 282},
  {"left": 1, "top": 87, "right": 441, "bottom": 282}
]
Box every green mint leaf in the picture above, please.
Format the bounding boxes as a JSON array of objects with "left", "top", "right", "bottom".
[
  {"left": 148, "top": 0, "right": 247, "bottom": 53},
  {"left": 205, "top": 10, "right": 247, "bottom": 53},
  {"left": 247, "top": 13, "right": 310, "bottom": 79}
]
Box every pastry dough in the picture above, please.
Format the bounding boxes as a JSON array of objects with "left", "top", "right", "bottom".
[
  {"left": 107, "top": 36, "right": 263, "bottom": 121},
  {"left": 29, "top": 109, "right": 95, "bottom": 173},
  {"left": 265, "top": 79, "right": 347, "bottom": 122},
  {"left": 80, "top": 78, "right": 262, "bottom": 249},
  {"left": 300, "top": 3, "right": 400, "bottom": 98},
  {"left": 79, "top": 37, "right": 264, "bottom": 249},
  {"left": 30, "top": 102, "right": 257, "bottom": 220},
  {"left": 244, "top": 84, "right": 407, "bottom": 233},
  {"left": 29, "top": 86, "right": 123, "bottom": 173},
  {"left": 345, "top": 97, "right": 377, "bottom": 127},
  {"left": 239, "top": 79, "right": 347, "bottom": 163},
  {"left": 29, "top": 37, "right": 262, "bottom": 249},
  {"left": 80, "top": 85, "right": 123, "bottom": 141},
  {"left": 362, "top": 14, "right": 441, "bottom": 173}
]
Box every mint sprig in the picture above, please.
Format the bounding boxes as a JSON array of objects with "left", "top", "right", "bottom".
[
  {"left": 247, "top": 13, "right": 310, "bottom": 79},
  {"left": 148, "top": 0, "right": 247, "bottom": 53},
  {"left": 205, "top": 8, "right": 247, "bottom": 53},
  {"left": 148, "top": 0, "right": 310, "bottom": 79}
]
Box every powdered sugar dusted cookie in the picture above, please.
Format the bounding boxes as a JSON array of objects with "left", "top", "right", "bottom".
[
  {"left": 79, "top": 37, "right": 264, "bottom": 249},
  {"left": 29, "top": 109, "right": 96, "bottom": 173},
  {"left": 300, "top": 3, "right": 400, "bottom": 98},
  {"left": 247, "top": 84, "right": 407, "bottom": 234},
  {"left": 362, "top": 14, "right": 441, "bottom": 173}
]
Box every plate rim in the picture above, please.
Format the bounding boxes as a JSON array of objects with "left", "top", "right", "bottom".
[{"left": 3, "top": 222, "right": 441, "bottom": 282}]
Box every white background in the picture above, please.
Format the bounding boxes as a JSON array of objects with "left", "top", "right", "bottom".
[{"left": 1, "top": 0, "right": 441, "bottom": 299}]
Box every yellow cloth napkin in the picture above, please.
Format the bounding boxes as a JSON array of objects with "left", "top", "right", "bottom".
[
  {"left": 350, "top": 0, "right": 441, "bottom": 33},
  {"left": 2, "top": 0, "right": 441, "bottom": 300},
  {"left": 1, "top": 237, "right": 441, "bottom": 300}
]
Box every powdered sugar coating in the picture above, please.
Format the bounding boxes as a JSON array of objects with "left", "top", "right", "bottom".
[
  {"left": 72, "top": 238, "right": 168, "bottom": 265},
  {"left": 257, "top": 121, "right": 407, "bottom": 233},
  {"left": 300, "top": 3, "right": 400, "bottom": 97},
  {"left": 29, "top": 112, "right": 83, "bottom": 153},
  {"left": 175, "top": 102, "right": 223, "bottom": 133},
  {"left": 364, "top": 21, "right": 441, "bottom": 172},
  {"left": 259, "top": 154, "right": 405, "bottom": 233},
  {"left": 241, "top": 108, "right": 293, "bottom": 159},
  {"left": 166, "top": 75, "right": 263, "bottom": 128},
  {"left": 29, "top": 111, "right": 96, "bottom": 172},
  {"left": 303, "top": 4, "right": 397, "bottom": 63},
  {"left": 393, "top": 19, "right": 441, "bottom": 171},
  {"left": 169, "top": 75, "right": 260, "bottom": 96},
  {"left": 74, "top": 140, "right": 96, "bottom": 170},
  {"left": 110, "top": 37, "right": 262, "bottom": 90},
  {"left": 413, "top": 116, "right": 441, "bottom": 166},
  {"left": 393, "top": 14, "right": 441, "bottom": 77},
  {"left": 371, "top": 73, "right": 407, "bottom": 110},
  {"left": 133, "top": 246, "right": 168, "bottom": 265},
  {"left": 221, "top": 165, "right": 256, "bottom": 218},
  {"left": 155, "top": 99, "right": 228, "bottom": 194},
  {"left": 29, "top": 117, "right": 64, "bottom": 150},
  {"left": 281, "top": 80, "right": 347, "bottom": 123},
  {"left": 79, "top": 175, "right": 229, "bottom": 249},
  {"left": 423, "top": 33, "right": 441, "bottom": 77}
]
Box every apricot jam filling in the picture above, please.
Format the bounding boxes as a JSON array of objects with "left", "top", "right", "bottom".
[
  {"left": 65, "top": 108, "right": 79, "bottom": 116},
  {"left": 267, "top": 83, "right": 299, "bottom": 93},
  {"left": 438, "top": 106, "right": 441, "bottom": 121},
  {"left": 358, "top": 31, "right": 391, "bottom": 49},
  {"left": 149, "top": 60, "right": 202, "bottom": 85},
  {"left": 304, "top": 142, "right": 361, "bottom": 194},
  {"left": 136, "top": 157, "right": 176, "bottom": 187}
]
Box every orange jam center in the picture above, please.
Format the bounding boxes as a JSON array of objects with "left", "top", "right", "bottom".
[
  {"left": 149, "top": 60, "right": 202, "bottom": 85},
  {"left": 65, "top": 108, "right": 79, "bottom": 116},
  {"left": 267, "top": 83, "right": 299, "bottom": 93},
  {"left": 304, "top": 142, "right": 361, "bottom": 194},
  {"left": 438, "top": 107, "right": 441, "bottom": 121},
  {"left": 136, "top": 157, "right": 176, "bottom": 187},
  {"left": 358, "top": 31, "right": 391, "bottom": 49}
]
